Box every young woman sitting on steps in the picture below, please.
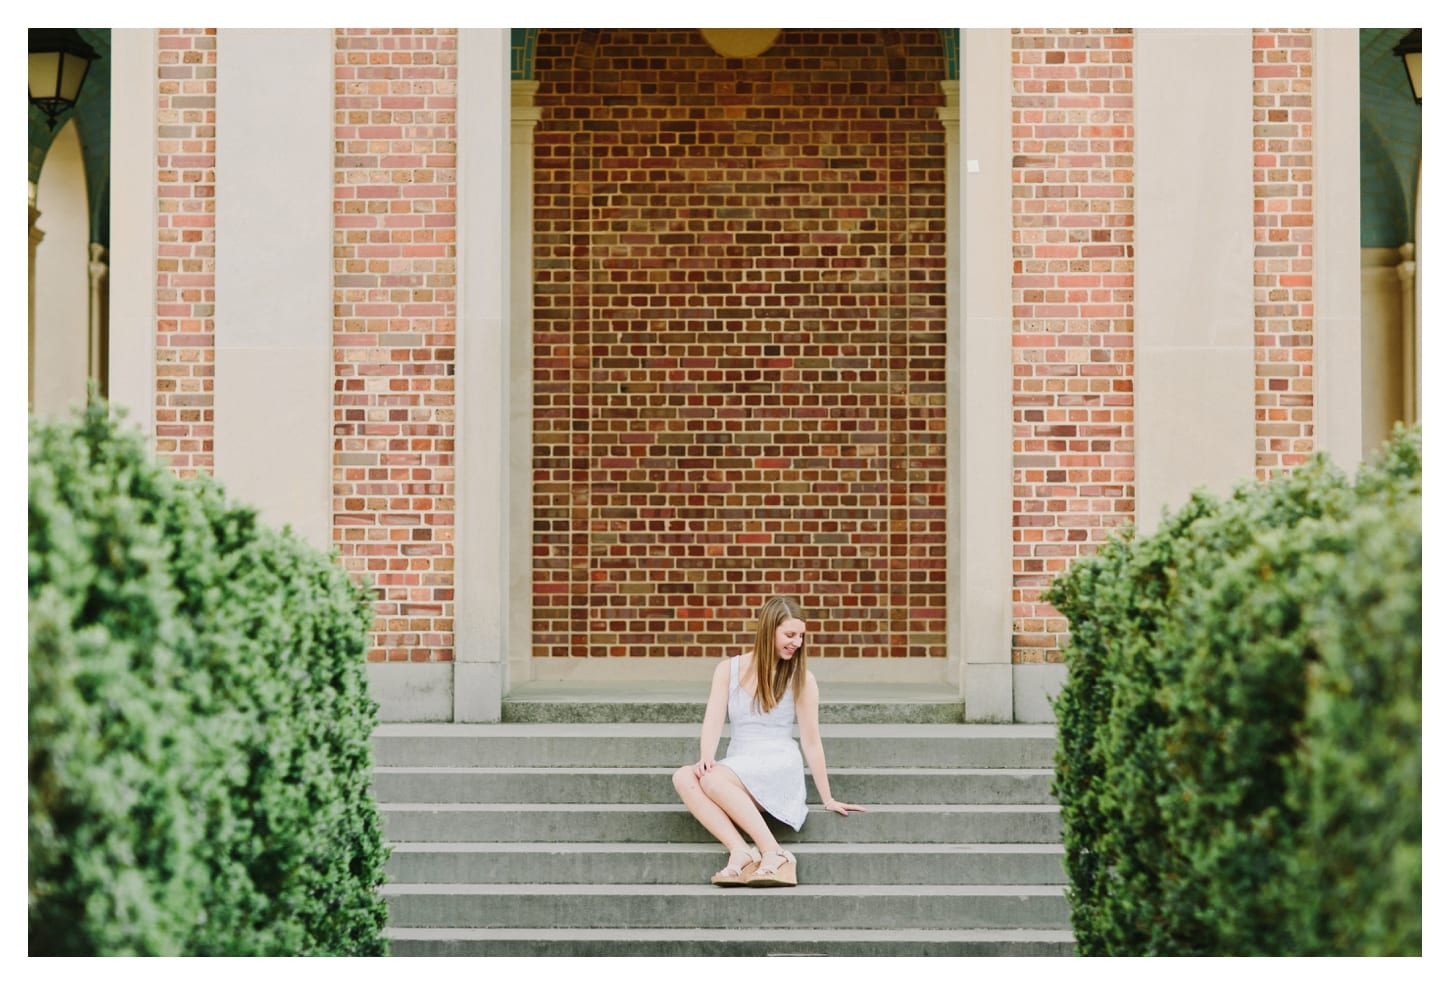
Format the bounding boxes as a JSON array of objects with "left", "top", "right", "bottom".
[{"left": 671, "top": 595, "right": 865, "bottom": 887}]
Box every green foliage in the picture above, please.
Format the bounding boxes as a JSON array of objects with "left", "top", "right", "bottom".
[
  {"left": 1046, "top": 426, "right": 1421, "bottom": 956},
  {"left": 1285, "top": 495, "right": 1421, "bottom": 955},
  {"left": 29, "top": 401, "right": 389, "bottom": 955}
]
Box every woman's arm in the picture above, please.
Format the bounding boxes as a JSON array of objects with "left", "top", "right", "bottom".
[
  {"left": 693, "top": 658, "right": 732, "bottom": 777},
  {"left": 797, "top": 671, "right": 865, "bottom": 815}
]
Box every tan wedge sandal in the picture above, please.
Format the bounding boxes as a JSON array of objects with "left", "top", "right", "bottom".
[
  {"left": 746, "top": 848, "right": 797, "bottom": 887},
  {"left": 710, "top": 846, "right": 761, "bottom": 887}
]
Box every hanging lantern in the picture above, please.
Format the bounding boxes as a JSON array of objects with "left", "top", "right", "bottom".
[
  {"left": 1393, "top": 28, "right": 1421, "bottom": 105},
  {"left": 29, "top": 28, "right": 100, "bottom": 130},
  {"left": 700, "top": 29, "right": 781, "bottom": 59}
]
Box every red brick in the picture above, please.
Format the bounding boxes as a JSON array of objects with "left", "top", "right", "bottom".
[
  {"left": 1253, "top": 29, "right": 1315, "bottom": 478},
  {"left": 333, "top": 28, "right": 458, "bottom": 663},
  {"left": 154, "top": 29, "right": 216, "bottom": 479},
  {"left": 527, "top": 29, "right": 949, "bottom": 660},
  {"left": 1010, "top": 28, "right": 1136, "bottom": 664}
]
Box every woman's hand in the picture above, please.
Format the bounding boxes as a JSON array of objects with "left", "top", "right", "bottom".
[
  {"left": 692, "top": 758, "right": 717, "bottom": 779},
  {"left": 823, "top": 798, "right": 866, "bottom": 816}
]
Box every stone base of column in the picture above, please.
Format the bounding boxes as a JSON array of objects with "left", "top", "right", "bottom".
[
  {"left": 962, "top": 663, "right": 1013, "bottom": 723},
  {"left": 1012, "top": 664, "right": 1067, "bottom": 724},
  {"left": 367, "top": 663, "right": 455, "bottom": 723},
  {"left": 454, "top": 662, "right": 506, "bottom": 724}
]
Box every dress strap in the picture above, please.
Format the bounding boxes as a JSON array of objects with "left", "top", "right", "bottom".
[{"left": 729, "top": 653, "right": 739, "bottom": 689}]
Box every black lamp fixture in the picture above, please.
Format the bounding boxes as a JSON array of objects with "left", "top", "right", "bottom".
[
  {"left": 1393, "top": 28, "right": 1422, "bottom": 105},
  {"left": 29, "top": 28, "right": 100, "bottom": 130}
]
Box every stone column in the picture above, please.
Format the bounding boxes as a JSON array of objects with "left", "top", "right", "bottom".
[
  {"left": 1412, "top": 165, "right": 1421, "bottom": 424},
  {"left": 87, "top": 243, "right": 108, "bottom": 395},
  {"left": 1359, "top": 246, "right": 1406, "bottom": 456},
  {"left": 1397, "top": 243, "right": 1417, "bottom": 426},
  {"left": 454, "top": 29, "right": 515, "bottom": 722},
  {"left": 1136, "top": 29, "right": 1256, "bottom": 528},
  {"left": 213, "top": 29, "right": 333, "bottom": 549},
  {"left": 29, "top": 192, "right": 43, "bottom": 409},
  {"left": 107, "top": 29, "right": 157, "bottom": 438},
  {"left": 1312, "top": 28, "right": 1364, "bottom": 470},
  {"left": 960, "top": 31, "right": 1016, "bottom": 722},
  {"left": 508, "top": 79, "right": 542, "bottom": 691},
  {"left": 939, "top": 80, "right": 963, "bottom": 706}
]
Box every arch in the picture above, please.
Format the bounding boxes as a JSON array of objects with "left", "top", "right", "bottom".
[
  {"left": 1359, "top": 28, "right": 1421, "bottom": 248},
  {"left": 1360, "top": 119, "right": 1411, "bottom": 247},
  {"left": 511, "top": 28, "right": 539, "bottom": 80},
  {"left": 941, "top": 28, "right": 959, "bottom": 80},
  {"left": 29, "top": 28, "right": 111, "bottom": 248},
  {"left": 32, "top": 119, "right": 93, "bottom": 418},
  {"left": 512, "top": 27, "right": 959, "bottom": 82}
]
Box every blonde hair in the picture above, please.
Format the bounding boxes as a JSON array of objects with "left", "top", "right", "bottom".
[{"left": 746, "top": 595, "right": 808, "bottom": 714}]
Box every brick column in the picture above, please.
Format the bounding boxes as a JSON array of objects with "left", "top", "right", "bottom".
[
  {"left": 333, "top": 29, "right": 459, "bottom": 665},
  {"left": 1252, "top": 28, "right": 1315, "bottom": 476},
  {"left": 155, "top": 28, "right": 216, "bottom": 477},
  {"left": 1010, "top": 28, "right": 1135, "bottom": 669}
]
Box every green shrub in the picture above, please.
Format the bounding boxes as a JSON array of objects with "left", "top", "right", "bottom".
[
  {"left": 1282, "top": 444, "right": 1421, "bottom": 955},
  {"left": 1046, "top": 426, "right": 1421, "bottom": 955},
  {"left": 29, "top": 401, "right": 389, "bottom": 955}
]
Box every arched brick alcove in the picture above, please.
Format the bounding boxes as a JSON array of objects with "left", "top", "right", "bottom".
[{"left": 526, "top": 29, "right": 951, "bottom": 664}]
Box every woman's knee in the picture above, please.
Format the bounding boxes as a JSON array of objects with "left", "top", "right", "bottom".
[
  {"left": 671, "top": 764, "right": 698, "bottom": 796},
  {"left": 698, "top": 766, "right": 736, "bottom": 799}
]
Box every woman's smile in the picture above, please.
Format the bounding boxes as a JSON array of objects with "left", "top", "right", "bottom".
[{"left": 775, "top": 618, "right": 806, "bottom": 659}]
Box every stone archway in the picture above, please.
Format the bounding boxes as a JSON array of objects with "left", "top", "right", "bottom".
[{"left": 32, "top": 119, "right": 94, "bottom": 418}]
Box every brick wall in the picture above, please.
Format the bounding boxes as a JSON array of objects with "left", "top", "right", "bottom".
[
  {"left": 530, "top": 29, "right": 949, "bottom": 659},
  {"left": 155, "top": 28, "right": 216, "bottom": 478},
  {"left": 1253, "top": 29, "right": 1315, "bottom": 476},
  {"left": 1009, "top": 28, "right": 1136, "bottom": 665},
  {"left": 333, "top": 29, "right": 458, "bottom": 664},
  {"left": 139, "top": 26, "right": 1320, "bottom": 676}
]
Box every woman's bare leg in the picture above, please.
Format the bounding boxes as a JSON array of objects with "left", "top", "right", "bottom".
[
  {"left": 672, "top": 765, "right": 752, "bottom": 858},
  {"left": 697, "top": 765, "right": 782, "bottom": 854}
]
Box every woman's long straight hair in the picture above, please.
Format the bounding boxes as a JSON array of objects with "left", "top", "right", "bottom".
[{"left": 746, "top": 596, "right": 807, "bottom": 714}]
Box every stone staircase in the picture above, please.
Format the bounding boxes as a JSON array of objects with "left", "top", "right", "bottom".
[{"left": 373, "top": 691, "right": 1074, "bottom": 956}]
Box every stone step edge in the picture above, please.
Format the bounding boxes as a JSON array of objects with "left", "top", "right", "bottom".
[
  {"left": 377, "top": 802, "right": 1060, "bottom": 814},
  {"left": 380, "top": 883, "right": 1067, "bottom": 897},
  {"left": 374, "top": 766, "right": 1053, "bottom": 776},
  {"left": 385, "top": 841, "right": 1066, "bottom": 854},
  {"left": 501, "top": 705, "right": 967, "bottom": 725},
  {"left": 384, "top": 927, "right": 1076, "bottom": 943},
  {"left": 375, "top": 723, "right": 1057, "bottom": 739}
]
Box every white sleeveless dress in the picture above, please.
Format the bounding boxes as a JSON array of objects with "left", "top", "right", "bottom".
[{"left": 715, "top": 654, "right": 808, "bottom": 830}]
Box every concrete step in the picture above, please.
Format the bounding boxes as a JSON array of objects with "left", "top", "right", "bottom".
[
  {"left": 384, "top": 841, "right": 1068, "bottom": 886},
  {"left": 384, "top": 926, "right": 1077, "bottom": 957},
  {"left": 502, "top": 681, "right": 966, "bottom": 724},
  {"left": 373, "top": 723, "right": 1058, "bottom": 769},
  {"left": 380, "top": 882, "right": 1072, "bottom": 931},
  {"left": 379, "top": 802, "right": 1062, "bottom": 844},
  {"left": 371, "top": 720, "right": 1074, "bottom": 955},
  {"left": 372, "top": 765, "right": 1054, "bottom": 805}
]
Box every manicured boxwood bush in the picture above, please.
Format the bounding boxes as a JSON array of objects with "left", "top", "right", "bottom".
[
  {"left": 29, "top": 401, "right": 389, "bottom": 955},
  {"left": 1045, "top": 426, "right": 1420, "bottom": 956}
]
